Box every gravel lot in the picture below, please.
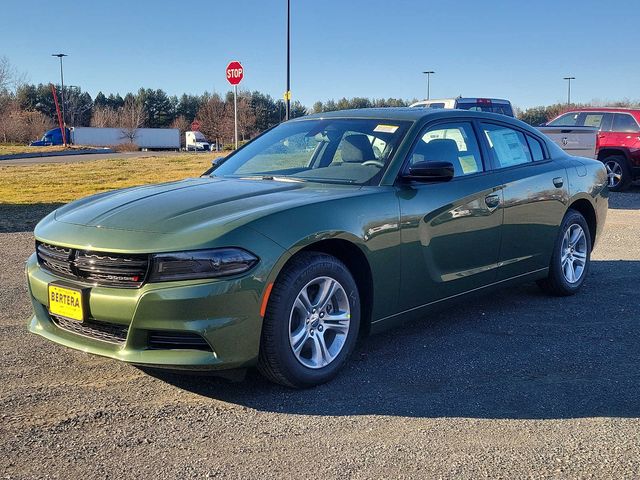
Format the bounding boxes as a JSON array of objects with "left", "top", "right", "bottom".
[{"left": 1, "top": 187, "right": 639, "bottom": 479}]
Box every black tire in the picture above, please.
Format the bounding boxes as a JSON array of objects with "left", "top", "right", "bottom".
[
  {"left": 258, "top": 252, "right": 360, "bottom": 388},
  {"left": 537, "top": 209, "right": 592, "bottom": 296},
  {"left": 602, "top": 155, "right": 631, "bottom": 192}
]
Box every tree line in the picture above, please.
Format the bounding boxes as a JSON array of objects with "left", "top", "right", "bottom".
[{"left": 2, "top": 57, "right": 639, "bottom": 145}]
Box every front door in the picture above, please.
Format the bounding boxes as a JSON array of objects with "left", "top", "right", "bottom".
[{"left": 397, "top": 120, "right": 504, "bottom": 311}]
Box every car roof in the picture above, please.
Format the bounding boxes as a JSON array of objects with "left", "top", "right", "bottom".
[
  {"left": 296, "top": 107, "right": 519, "bottom": 123},
  {"left": 564, "top": 107, "right": 640, "bottom": 114}
]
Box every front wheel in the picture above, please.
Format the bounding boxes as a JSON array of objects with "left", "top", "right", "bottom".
[
  {"left": 537, "top": 209, "right": 592, "bottom": 296},
  {"left": 258, "top": 252, "right": 360, "bottom": 388}
]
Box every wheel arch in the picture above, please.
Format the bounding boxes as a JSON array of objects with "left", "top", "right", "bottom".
[
  {"left": 597, "top": 147, "right": 631, "bottom": 163},
  {"left": 567, "top": 198, "right": 597, "bottom": 249},
  {"left": 271, "top": 237, "right": 374, "bottom": 336}
]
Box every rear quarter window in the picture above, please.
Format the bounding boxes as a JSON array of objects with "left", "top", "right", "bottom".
[{"left": 526, "top": 135, "right": 546, "bottom": 161}]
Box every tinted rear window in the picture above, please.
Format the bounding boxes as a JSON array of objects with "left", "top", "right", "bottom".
[
  {"left": 612, "top": 113, "right": 640, "bottom": 132},
  {"left": 456, "top": 102, "right": 514, "bottom": 117}
]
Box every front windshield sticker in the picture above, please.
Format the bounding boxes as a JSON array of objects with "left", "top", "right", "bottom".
[{"left": 373, "top": 124, "right": 399, "bottom": 134}]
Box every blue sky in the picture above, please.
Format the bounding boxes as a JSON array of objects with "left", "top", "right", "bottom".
[{"left": 2, "top": 0, "right": 639, "bottom": 109}]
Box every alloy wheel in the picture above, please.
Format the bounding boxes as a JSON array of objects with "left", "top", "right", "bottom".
[
  {"left": 561, "top": 224, "right": 587, "bottom": 284},
  {"left": 605, "top": 160, "right": 623, "bottom": 188},
  {"left": 288, "top": 276, "right": 350, "bottom": 369}
]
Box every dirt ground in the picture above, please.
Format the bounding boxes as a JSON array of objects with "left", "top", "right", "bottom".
[{"left": 1, "top": 188, "right": 639, "bottom": 479}]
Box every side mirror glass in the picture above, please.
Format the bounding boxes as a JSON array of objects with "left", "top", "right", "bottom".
[{"left": 404, "top": 161, "right": 454, "bottom": 182}]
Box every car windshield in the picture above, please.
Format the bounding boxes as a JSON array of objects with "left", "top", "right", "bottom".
[{"left": 211, "top": 118, "right": 411, "bottom": 185}]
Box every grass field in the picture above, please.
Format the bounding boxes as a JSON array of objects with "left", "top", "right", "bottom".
[
  {"left": 0, "top": 153, "right": 218, "bottom": 204},
  {"left": 0, "top": 144, "right": 112, "bottom": 156},
  {"left": 0, "top": 144, "right": 70, "bottom": 156}
]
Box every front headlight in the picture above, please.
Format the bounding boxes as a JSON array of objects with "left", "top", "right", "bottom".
[{"left": 148, "top": 248, "right": 259, "bottom": 282}]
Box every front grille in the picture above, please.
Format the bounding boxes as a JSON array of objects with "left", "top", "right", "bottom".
[
  {"left": 148, "top": 331, "right": 212, "bottom": 351},
  {"left": 37, "top": 242, "right": 149, "bottom": 288},
  {"left": 51, "top": 314, "right": 128, "bottom": 345}
]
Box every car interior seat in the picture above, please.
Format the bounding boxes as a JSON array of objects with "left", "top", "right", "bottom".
[{"left": 412, "top": 138, "right": 462, "bottom": 176}]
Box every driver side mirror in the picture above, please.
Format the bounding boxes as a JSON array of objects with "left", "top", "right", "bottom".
[{"left": 403, "top": 161, "right": 454, "bottom": 182}]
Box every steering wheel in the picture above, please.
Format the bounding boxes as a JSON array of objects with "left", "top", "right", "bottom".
[{"left": 361, "top": 160, "right": 385, "bottom": 168}]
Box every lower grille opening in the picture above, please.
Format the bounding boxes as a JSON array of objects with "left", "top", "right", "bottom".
[
  {"left": 51, "top": 314, "right": 128, "bottom": 345},
  {"left": 147, "top": 331, "right": 212, "bottom": 351}
]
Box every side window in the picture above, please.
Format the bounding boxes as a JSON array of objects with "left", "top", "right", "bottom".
[
  {"left": 409, "top": 122, "right": 483, "bottom": 177},
  {"left": 481, "top": 123, "right": 532, "bottom": 168},
  {"left": 526, "top": 135, "right": 546, "bottom": 161},
  {"left": 583, "top": 113, "right": 605, "bottom": 128},
  {"left": 612, "top": 114, "right": 640, "bottom": 133}
]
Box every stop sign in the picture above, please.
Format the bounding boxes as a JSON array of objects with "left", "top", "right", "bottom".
[
  {"left": 190, "top": 120, "right": 200, "bottom": 131},
  {"left": 226, "top": 61, "right": 244, "bottom": 85}
]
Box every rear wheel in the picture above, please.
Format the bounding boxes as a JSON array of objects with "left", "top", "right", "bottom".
[
  {"left": 258, "top": 252, "right": 360, "bottom": 388},
  {"left": 537, "top": 209, "right": 592, "bottom": 296},
  {"left": 602, "top": 155, "right": 631, "bottom": 191}
]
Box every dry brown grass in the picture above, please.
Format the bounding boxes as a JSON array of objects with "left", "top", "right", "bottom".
[
  {"left": 0, "top": 153, "right": 218, "bottom": 204},
  {"left": 0, "top": 144, "right": 111, "bottom": 156},
  {"left": 0, "top": 144, "right": 68, "bottom": 156}
]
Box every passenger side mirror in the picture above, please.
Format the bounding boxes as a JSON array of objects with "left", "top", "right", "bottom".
[
  {"left": 403, "top": 161, "right": 454, "bottom": 182},
  {"left": 211, "top": 155, "right": 227, "bottom": 168}
]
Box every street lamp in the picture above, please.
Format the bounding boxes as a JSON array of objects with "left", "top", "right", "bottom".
[
  {"left": 285, "top": 0, "right": 291, "bottom": 120},
  {"left": 563, "top": 76, "right": 575, "bottom": 105},
  {"left": 52, "top": 53, "right": 68, "bottom": 138},
  {"left": 422, "top": 71, "right": 435, "bottom": 100}
]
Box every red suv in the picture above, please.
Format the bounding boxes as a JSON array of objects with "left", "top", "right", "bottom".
[{"left": 547, "top": 108, "right": 640, "bottom": 191}]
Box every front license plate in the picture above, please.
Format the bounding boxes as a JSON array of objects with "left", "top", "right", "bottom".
[{"left": 48, "top": 283, "right": 86, "bottom": 322}]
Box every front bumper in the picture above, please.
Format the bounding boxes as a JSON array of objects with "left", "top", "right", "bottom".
[{"left": 26, "top": 253, "right": 267, "bottom": 370}]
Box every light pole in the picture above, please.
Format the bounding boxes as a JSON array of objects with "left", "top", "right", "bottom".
[
  {"left": 285, "top": 0, "right": 291, "bottom": 120},
  {"left": 563, "top": 76, "right": 575, "bottom": 105},
  {"left": 422, "top": 71, "right": 435, "bottom": 100},
  {"left": 52, "top": 53, "right": 68, "bottom": 142}
]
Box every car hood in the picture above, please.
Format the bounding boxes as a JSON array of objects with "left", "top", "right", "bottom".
[{"left": 51, "top": 177, "right": 361, "bottom": 235}]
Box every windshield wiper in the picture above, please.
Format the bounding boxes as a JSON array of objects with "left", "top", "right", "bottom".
[{"left": 236, "top": 175, "right": 306, "bottom": 183}]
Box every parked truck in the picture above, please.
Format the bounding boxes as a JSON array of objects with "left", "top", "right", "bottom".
[
  {"left": 185, "top": 131, "right": 212, "bottom": 151},
  {"left": 30, "top": 127, "right": 180, "bottom": 150}
]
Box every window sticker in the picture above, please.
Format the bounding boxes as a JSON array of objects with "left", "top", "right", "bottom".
[{"left": 373, "top": 124, "right": 399, "bottom": 134}]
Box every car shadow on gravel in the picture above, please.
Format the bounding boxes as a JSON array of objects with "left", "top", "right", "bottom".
[
  {"left": 0, "top": 203, "right": 62, "bottom": 233},
  {"left": 147, "top": 259, "right": 640, "bottom": 420}
]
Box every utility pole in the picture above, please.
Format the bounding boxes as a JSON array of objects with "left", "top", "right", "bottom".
[
  {"left": 563, "top": 76, "right": 575, "bottom": 105},
  {"left": 285, "top": 0, "right": 291, "bottom": 120},
  {"left": 422, "top": 71, "right": 435, "bottom": 100},
  {"left": 52, "top": 53, "right": 68, "bottom": 145}
]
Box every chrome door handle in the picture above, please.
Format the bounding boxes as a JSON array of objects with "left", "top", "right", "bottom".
[
  {"left": 485, "top": 194, "right": 500, "bottom": 210},
  {"left": 553, "top": 177, "right": 564, "bottom": 188}
]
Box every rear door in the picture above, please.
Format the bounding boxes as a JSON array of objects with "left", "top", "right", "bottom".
[
  {"left": 479, "top": 121, "right": 570, "bottom": 281},
  {"left": 601, "top": 113, "right": 640, "bottom": 149},
  {"left": 396, "top": 120, "right": 504, "bottom": 310}
]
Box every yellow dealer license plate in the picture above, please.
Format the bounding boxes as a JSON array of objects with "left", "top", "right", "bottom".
[{"left": 48, "top": 283, "right": 86, "bottom": 322}]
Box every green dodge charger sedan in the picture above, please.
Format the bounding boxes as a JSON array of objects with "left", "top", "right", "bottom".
[{"left": 26, "top": 108, "right": 608, "bottom": 387}]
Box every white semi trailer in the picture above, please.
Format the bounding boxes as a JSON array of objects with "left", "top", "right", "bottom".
[{"left": 31, "top": 127, "right": 180, "bottom": 150}]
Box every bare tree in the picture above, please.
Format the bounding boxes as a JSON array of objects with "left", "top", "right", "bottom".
[
  {"left": 170, "top": 115, "right": 190, "bottom": 147},
  {"left": 0, "top": 98, "right": 53, "bottom": 143},
  {"left": 0, "top": 56, "right": 26, "bottom": 93},
  {"left": 237, "top": 95, "right": 256, "bottom": 141},
  {"left": 119, "top": 98, "right": 147, "bottom": 144},
  {"left": 90, "top": 106, "right": 119, "bottom": 127},
  {"left": 197, "top": 94, "right": 227, "bottom": 148}
]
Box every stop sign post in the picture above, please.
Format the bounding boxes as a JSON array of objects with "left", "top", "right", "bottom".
[{"left": 226, "top": 61, "right": 244, "bottom": 149}]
